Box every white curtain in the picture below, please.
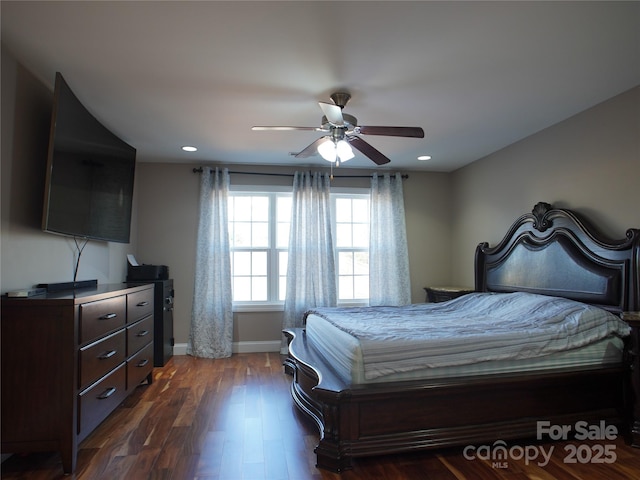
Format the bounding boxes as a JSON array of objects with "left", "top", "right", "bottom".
[
  {"left": 369, "top": 173, "right": 411, "bottom": 306},
  {"left": 188, "top": 167, "right": 233, "bottom": 358},
  {"left": 282, "top": 171, "right": 337, "bottom": 349}
]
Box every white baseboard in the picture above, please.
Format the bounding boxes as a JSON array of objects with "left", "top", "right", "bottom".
[
  {"left": 173, "top": 341, "right": 281, "bottom": 356},
  {"left": 174, "top": 343, "right": 189, "bottom": 355},
  {"left": 234, "top": 340, "right": 282, "bottom": 353}
]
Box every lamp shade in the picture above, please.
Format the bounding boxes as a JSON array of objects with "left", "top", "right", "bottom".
[
  {"left": 317, "top": 139, "right": 337, "bottom": 162},
  {"left": 336, "top": 140, "right": 354, "bottom": 161},
  {"left": 317, "top": 138, "right": 354, "bottom": 163}
]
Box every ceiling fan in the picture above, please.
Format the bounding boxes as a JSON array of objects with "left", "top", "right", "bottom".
[{"left": 252, "top": 92, "right": 424, "bottom": 166}]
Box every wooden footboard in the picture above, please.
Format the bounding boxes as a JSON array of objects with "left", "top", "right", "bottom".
[{"left": 284, "top": 328, "right": 630, "bottom": 472}]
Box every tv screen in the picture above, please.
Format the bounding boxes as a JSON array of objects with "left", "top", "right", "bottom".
[{"left": 42, "top": 72, "right": 136, "bottom": 243}]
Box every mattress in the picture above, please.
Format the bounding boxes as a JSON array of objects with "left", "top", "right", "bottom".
[{"left": 304, "top": 292, "right": 630, "bottom": 385}]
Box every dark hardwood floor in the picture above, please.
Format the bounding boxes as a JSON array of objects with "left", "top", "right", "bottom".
[{"left": 2, "top": 353, "right": 639, "bottom": 479}]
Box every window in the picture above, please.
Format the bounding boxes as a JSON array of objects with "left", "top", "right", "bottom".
[
  {"left": 228, "top": 192, "right": 291, "bottom": 303},
  {"left": 228, "top": 188, "right": 370, "bottom": 305},
  {"left": 333, "top": 195, "right": 370, "bottom": 302}
]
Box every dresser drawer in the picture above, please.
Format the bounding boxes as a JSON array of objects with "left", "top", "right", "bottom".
[
  {"left": 79, "top": 330, "right": 126, "bottom": 390},
  {"left": 127, "top": 342, "right": 154, "bottom": 390},
  {"left": 127, "top": 288, "right": 154, "bottom": 323},
  {"left": 127, "top": 315, "right": 153, "bottom": 356},
  {"left": 78, "top": 363, "right": 127, "bottom": 441},
  {"left": 80, "top": 296, "right": 126, "bottom": 344}
]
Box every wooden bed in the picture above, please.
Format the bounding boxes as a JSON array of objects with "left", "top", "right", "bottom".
[{"left": 283, "top": 202, "right": 640, "bottom": 472}]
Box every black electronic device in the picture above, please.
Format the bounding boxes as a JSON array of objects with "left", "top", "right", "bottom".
[
  {"left": 127, "top": 264, "right": 169, "bottom": 281},
  {"left": 42, "top": 72, "right": 136, "bottom": 244},
  {"left": 37, "top": 279, "right": 98, "bottom": 293}
]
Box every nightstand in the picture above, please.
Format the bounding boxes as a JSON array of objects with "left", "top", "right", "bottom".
[
  {"left": 622, "top": 311, "right": 640, "bottom": 323},
  {"left": 622, "top": 312, "right": 640, "bottom": 447},
  {"left": 424, "top": 286, "right": 474, "bottom": 303}
]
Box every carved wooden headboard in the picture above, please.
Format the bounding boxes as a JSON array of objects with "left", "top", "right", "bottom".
[{"left": 475, "top": 202, "right": 640, "bottom": 313}]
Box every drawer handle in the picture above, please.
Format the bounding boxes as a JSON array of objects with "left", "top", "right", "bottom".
[
  {"left": 136, "top": 359, "right": 149, "bottom": 368},
  {"left": 99, "top": 350, "right": 117, "bottom": 360},
  {"left": 97, "top": 387, "right": 117, "bottom": 399},
  {"left": 136, "top": 330, "right": 149, "bottom": 337},
  {"left": 99, "top": 313, "right": 118, "bottom": 320},
  {"left": 137, "top": 301, "right": 150, "bottom": 307}
]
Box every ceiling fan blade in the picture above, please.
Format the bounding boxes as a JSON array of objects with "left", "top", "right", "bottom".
[
  {"left": 294, "top": 137, "right": 328, "bottom": 158},
  {"left": 348, "top": 136, "right": 391, "bottom": 165},
  {"left": 318, "top": 102, "right": 344, "bottom": 126},
  {"left": 252, "top": 126, "right": 326, "bottom": 132},
  {"left": 357, "top": 126, "right": 424, "bottom": 138}
]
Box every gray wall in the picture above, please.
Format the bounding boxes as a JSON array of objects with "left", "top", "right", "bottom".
[{"left": 450, "top": 85, "right": 640, "bottom": 288}]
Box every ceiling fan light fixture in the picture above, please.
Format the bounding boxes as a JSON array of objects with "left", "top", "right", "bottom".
[
  {"left": 336, "top": 140, "right": 354, "bottom": 162},
  {"left": 318, "top": 138, "right": 354, "bottom": 164},
  {"left": 318, "top": 138, "right": 337, "bottom": 162}
]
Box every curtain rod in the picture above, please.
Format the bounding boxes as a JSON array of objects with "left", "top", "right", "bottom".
[{"left": 192, "top": 168, "right": 408, "bottom": 180}]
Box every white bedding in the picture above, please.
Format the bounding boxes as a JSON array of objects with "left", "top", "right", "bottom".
[{"left": 304, "top": 292, "right": 631, "bottom": 383}]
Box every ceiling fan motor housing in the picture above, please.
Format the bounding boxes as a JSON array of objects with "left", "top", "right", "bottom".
[
  {"left": 330, "top": 92, "right": 351, "bottom": 108},
  {"left": 321, "top": 113, "right": 358, "bottom": 130}
]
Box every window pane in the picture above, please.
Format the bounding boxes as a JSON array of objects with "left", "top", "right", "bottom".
[
  {"left": 335, "top": 224, "right": 352, "bottom": 247},
  {"left": 252, "top": 277, "right": 268, "bottom": 301},
  {"left": 352, "top": 224, "right": 369, "bottom": 248},
  {"left": 233, "top": 252, "right": 251, "bottom": 275},
  {"left": 276, "top": 223, "right": 290, "bottom": 248},
  {"left": 335, "top": 198, "right": 352, "bottom": 222},
  {"left": 233, "top": 277, "right": 251, "bottom": 301},
  {"left": 354, "top": 251, "right": 369, "bottom": 274},
  {"left": 338, "top": 252, "right": 353, "bottom": 274},
  {"left": 252, "top": 197, "right": 269, "bottom": 221},
  {"left": 252, "top": 222, "right": 269, "bottom": 247},
  {"left": 353, "top": 276, "right": 369, "bottom": 299},
  {"left": 252, "top": 251, "right": 267, "bottom": 276},
  {"left": 338, "top": 276, "right": 354, "bottom": 299},
  {"left": 277, "top": 196, "right": 291, "bottom": 221},
  {"left": 234, "top": 197, "right": 252, "bottom": 221},
  {"left": 231, "top": 222, "right": 251, "bottom": 247},
  {"left": 352, "top": 198, "right": 369, "bottom": 219}
]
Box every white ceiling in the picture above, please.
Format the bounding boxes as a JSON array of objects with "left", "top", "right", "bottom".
[{"left": 2, "top": 1, "right": 639, "bottom": 172}]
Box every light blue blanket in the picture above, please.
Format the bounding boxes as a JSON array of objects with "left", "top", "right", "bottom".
[{"left": 306, "top": 292, "right": 630, "bottom": 380}]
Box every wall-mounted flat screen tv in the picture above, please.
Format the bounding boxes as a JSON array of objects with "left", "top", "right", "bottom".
[{"left": 42, "top": 72, "right": 136, "bottom": 243}]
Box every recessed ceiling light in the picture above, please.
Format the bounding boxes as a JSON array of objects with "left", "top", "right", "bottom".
[
  {"left": 417, "top": 155, "right": 432, "bottom": 161},
  {"left": 182, "top": 146, "right": 198, "bottom": 152}
]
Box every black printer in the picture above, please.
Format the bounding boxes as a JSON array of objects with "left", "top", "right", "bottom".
[{"left": 127, "top": 264, "right": 169, "bottom": 281}]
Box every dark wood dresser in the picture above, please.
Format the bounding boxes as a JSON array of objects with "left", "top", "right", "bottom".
[{"left": 1, "top": 283, "right": 154, "bottom": 473}]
